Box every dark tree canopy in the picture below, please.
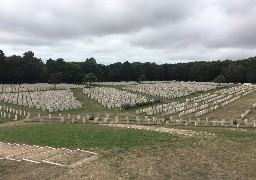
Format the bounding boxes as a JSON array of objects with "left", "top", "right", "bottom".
[
  {"left": 83, "top": 73, "right": 98, "bottom": 85},
  {"left": 0, "top": 49, "right": 256, "bottom": 84}
]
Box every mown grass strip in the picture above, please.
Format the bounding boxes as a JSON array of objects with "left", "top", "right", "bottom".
[{"left": 0, "top": 124, "right": 176, "bottom": 150}]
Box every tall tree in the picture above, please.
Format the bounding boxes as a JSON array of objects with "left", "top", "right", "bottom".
[
  {"left": 23, "top": 51, "right": 46, "bottom": 83},
  {"left": 0, "top": 50, "right": 6, "bottom": 83},
  {"left": 83, "top": 73, "right": 98, "bottom": 85}
]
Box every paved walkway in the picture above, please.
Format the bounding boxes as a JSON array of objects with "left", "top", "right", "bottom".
[{"left": 0, "top": 142, "right": 97, "bottom": 167}]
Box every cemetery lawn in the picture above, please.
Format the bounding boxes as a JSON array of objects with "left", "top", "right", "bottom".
[
  {"left": 0, "top": 123, "right": 176, "bottom": 150},
  {"left": 1, "top": 123, "right": 256, "bottom": 179}
]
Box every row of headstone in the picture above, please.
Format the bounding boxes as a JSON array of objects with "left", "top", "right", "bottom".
[
  {"left": 0, "top": 105, "right": 29, "bottom": 118},
  {"left": 83, "top": 87, "right": 152, "bottom": 109},
  {"left": 30, "top": 113, "right": 256, "bottom": 127},
  {"left": 193, "top": 93, "right": 217, "bottom": 103},
  {"left": 32, "top": 113, "right": 165, "bottom": 125},
  {"left": 0, "top": 83, "right": 83, "bottom": 93},
  {"left": 239, "top": 103, "right": 256, "bottom": 120},
  {"left": 194, "top": 105, "right": 219, "bottom": 117},
  {"left": 95, "top": 81, "right": 138, "bottom": 86},
  {"left": 167, "top": 117, "right": 256, "bottom": 127},
  {"left": 0, "top": 111, "right": 19, "bottom": 120},
  {"left": 221, "top": 96, "right": 240, "bottom": 106},
  {"left": 0, "top": 83, "right": 55, "bottom": 93},
  {"left": 136, "top": 85, "right": 256, "bottom": 118},
  {"left": 0, "top": 90, "right": 82, "bottom": 112},
  {"left": 122, "top": 81, "right": 218, "bottom": 100}
]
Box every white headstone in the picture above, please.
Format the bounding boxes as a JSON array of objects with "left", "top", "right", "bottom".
[
  {"left": 115, "top": 116, "right": 119, "bottom": 124},
  {"left": 60, "top": 117, "right": 65, "bottom": 123},
  {"left": 126, "top": 116, "right": 129, "bottom": 124}
]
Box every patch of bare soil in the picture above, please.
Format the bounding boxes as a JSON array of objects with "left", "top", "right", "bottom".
[
  {"left": 103, "top": 137, "right": 256, "bottom": 180},
  {"left": 0, "top": 160, "right": 65, "bottom": 180}
]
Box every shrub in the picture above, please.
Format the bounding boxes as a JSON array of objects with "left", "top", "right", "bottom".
[
  {"left": 89, "top": 114, "right": 95, "bottom": 120},
  {"left": 154, "top": 97, "right": 161, "bottom": 103},
  {"left": 121, "top": 103, "right": 132, "bottom": 110},
  {"left": 135, "top": 101, "right": 154, "bottom": 108}
]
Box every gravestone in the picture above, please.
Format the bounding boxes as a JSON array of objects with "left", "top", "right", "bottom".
[
  {"left": 126, "top": 116, "right": 129, "bottom": 124},
  {"left": 60, "top": 117, "right": 65, "bottom": 123},
  {"left": 115, "top": 116, "right": 119, "bottom": 124},
  {"left": 136, "top": 116, "right": 140, "bottom": 124}
]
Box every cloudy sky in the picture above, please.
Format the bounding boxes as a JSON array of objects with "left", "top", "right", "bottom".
[{"left": 1, "top": 0, "right": 256, "bottom": 64}]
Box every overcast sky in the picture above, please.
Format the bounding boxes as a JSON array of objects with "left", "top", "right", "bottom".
[{"left": 1, "top": 0, "right": 256, "bottom": 64}]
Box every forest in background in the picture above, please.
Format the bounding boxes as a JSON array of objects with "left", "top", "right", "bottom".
[{"left": 0, "top": 49, "right": 256, "bottom": 84}]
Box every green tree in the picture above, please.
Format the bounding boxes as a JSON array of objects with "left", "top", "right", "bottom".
[
  {"left": 48, "top": 72, "right": 63, "bottom": 84},
  {"left": 0, "top": 50, "right": 6, "bottom": 83},
  {"left": 83, "top": 73, "right": 98, "bottom": 85},
  {"left": 138, "top": 74, "right": 146, "bottom": 82},
  {"left": 214, "top": 74, "right": 226, "bottom": 84},
  {"left": 23, "top": 51, "right": 46, "bottom": 83}
]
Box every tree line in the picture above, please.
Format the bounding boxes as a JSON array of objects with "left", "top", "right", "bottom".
[{"left": 0, "top": 49, "right": 256, "bottom": 84}]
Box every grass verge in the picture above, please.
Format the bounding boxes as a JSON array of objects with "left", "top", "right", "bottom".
[{"left": 0, "top": 123, "right": 176, "bottom": 151}]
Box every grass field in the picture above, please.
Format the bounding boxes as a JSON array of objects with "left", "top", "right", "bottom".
[
  {"left": 0, "top": 123, "right": 176, "bottom": 150},
  {"left": 0, "top": 122, "right": 256, "bottom": 179}
]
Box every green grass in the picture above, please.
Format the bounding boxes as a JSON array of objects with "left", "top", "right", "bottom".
[
  {"left": 0, "top": 165, "right": 7, "bottom": 173},
  {"left": 0, "top": 123, "right": 176, "bottom": 150}
]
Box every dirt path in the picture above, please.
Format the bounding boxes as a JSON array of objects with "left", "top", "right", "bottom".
[{"left": 102, "top": 124, "right": 215, "bottom": 137}]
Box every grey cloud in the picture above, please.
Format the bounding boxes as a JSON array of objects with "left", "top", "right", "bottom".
[
  {"left": 1, "top": 0, "right": 256, "bottom": 63},
  {"left": 0, "top": 0, "right": 194, "bottom": 39}
]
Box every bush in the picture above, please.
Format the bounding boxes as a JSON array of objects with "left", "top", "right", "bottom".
[
  {"left": 135, "top": 101, "right": 154, "bottom": 108},
  {"left": 154, "top": 97, "right": 161, "bottom": 103},
  {"left": 89, "top": 114, "right": 95, "bottom": 120},
  {"left": 233, "top": 119, "right": 238, "bottom": 125},
  {"left": 197, "top": 90, "right": 205, "bottom": 93},
  {"left": 121, "top": 103, "right": 132, "bottom": 110}
]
